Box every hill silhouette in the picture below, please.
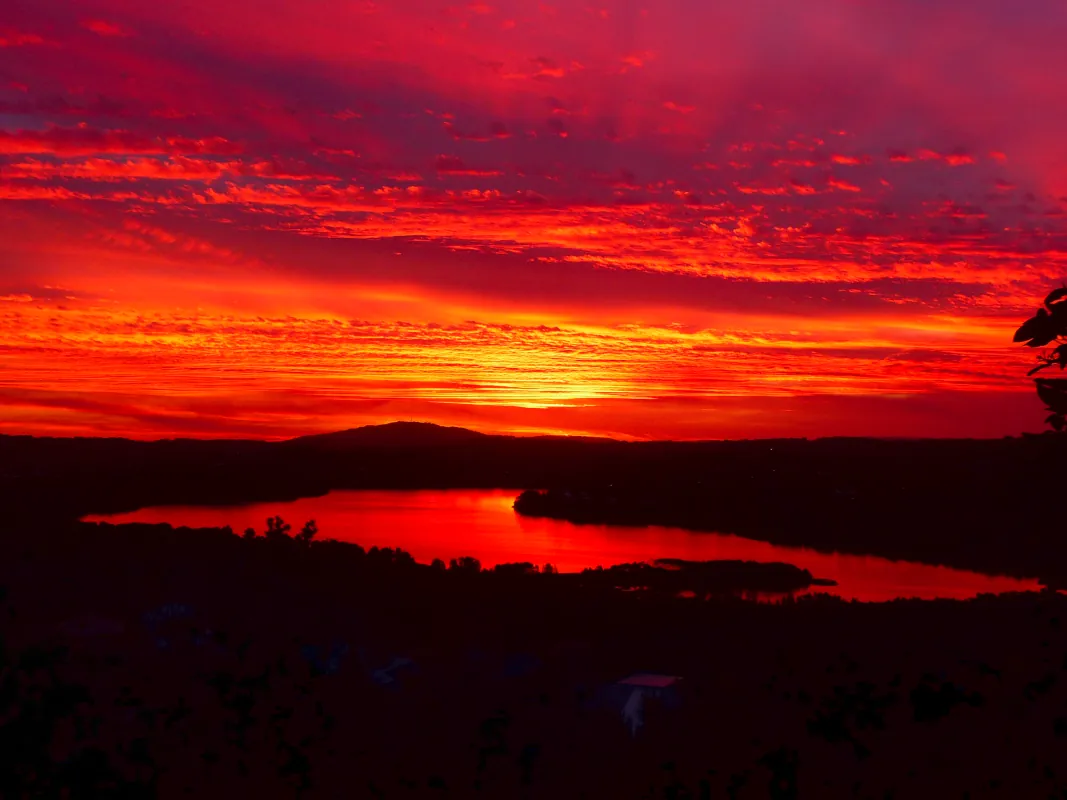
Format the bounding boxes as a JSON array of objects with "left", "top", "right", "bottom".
[
  {"left": 4, "top": 421, "right": 1067, "bottom": 586},
  {"left": 286, "top": 421, "right": 493, "bottom": 449}
]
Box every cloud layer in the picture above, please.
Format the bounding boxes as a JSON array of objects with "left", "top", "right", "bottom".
[{"left": 1, "top": 0, "right": 1064, "bottom": 438}]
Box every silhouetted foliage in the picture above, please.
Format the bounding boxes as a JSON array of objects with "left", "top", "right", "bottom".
[
  {"left": 242, "top": 527, "right": 256, "bottom": 540},
  {"left": 264, "top": 515, "right": 291, "bottom": 542},
  {"left": 1015, "top": 286, "right": 1067, "bottom": 430},
  {"left": 366, "top": 545, "right": 416, "bottom": 567},
  {"left": 492, "top": 562, "right": 539, "bottom": 576},
  {"left": 296, "top": 519, "right": 318, "bottom": 546},
  {"left": 574, "top": 559, "right": 823, "bottom": 596},
  {"left": 0, "top": 604, "right": 153, "bottom": 795},
  {"left": 9, "top": 515, "right": 1067, "bottom": 797},
  {"left": 757, "top": 747, "right": 799, "bottom": 800},
  {"left": 909, "top": 676, "right": 983, "bottom": 722},
  {"left": 449, "top": 556, "right": 482, "bottom": 574}
]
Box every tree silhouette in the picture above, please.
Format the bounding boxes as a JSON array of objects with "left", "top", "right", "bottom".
[
  {"left": 448, "top": 556, "right": 481, "bottom": 574},
  {"left": 264, "top": 516, "right": 292, "bottom": 542},
  {"left": 1015, "top": 286, "right": 1067, "bottom": 431},
  {"left": 295, "top": 520, "right": 318, "bottom": 546}
]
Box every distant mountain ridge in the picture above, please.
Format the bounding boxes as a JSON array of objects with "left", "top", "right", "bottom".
[
  {"left": 5, "top": 419, "right": 1024, "bottom": 449},
  {"left": 284, "top": 421, "right": 495, "bottom": 449}
]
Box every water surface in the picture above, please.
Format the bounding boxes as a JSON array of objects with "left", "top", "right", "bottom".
[{"left": 85, "top": 489, "right": 1041, "bottom": 602}]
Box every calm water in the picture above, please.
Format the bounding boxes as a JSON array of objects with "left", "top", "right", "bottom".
[{"left": 84, "top": 489, "right": 1042, "bottom": 602}]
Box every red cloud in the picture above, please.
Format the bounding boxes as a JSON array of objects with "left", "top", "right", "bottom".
[
  {"left": 945, "top": 151, "right": 975, "bottom": 166},
  {"left": 82, "top": 19, "right": 133, "bottom": 37},
  {"left": 5, "top": 156, "right": 229, "bottom": 181},
  {"left": 164, "top": 136, "right": 244, "bottom": 155},
  {"left": 828, "top": 177, "right": 861, "bottom": 192},
  {"left": 443, "top": 121, "right": 512, "bottom": 141},
  {"left": 736, "top": 184, "right": 789, "bottom": 196},
  {"left": 434, "top": 155, "right": 503, "bottom": 176},
  {"left": 545, "top": 118, "right": 568, "bottom": 138},
  {"left": 587, "top": 169, "right": 639, "bottom": 189},
  {"left": 529, "top": 57, "right": 565, "bottom": 78},
  {"left": 546, "top": 97, "right": 569, "bottom": 115},
  {"left": 234, "top": 158, "right": 339, "bottom": 181},
  {"left": 0, "top": 126, "right": 241, "bottom": 156},
  {"left": 0, "top": 28, "right": 46, "bottom": 47},
  {"left": 890, "top": 148, "right": 974, "bottom": 166},
  {"left": 831, "top": 154, "right": 869, "bottom": 166}
]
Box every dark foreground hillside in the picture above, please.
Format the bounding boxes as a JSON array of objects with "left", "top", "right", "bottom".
[{"left": 3, "top": 519, "right": 1067, "bottom": 798}]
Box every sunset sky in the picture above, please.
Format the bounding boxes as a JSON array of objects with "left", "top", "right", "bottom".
[{"left": 3, "top": 0, "right": 1066, "bottom": 440}]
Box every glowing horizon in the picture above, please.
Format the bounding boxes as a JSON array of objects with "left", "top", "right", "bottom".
[{"left": 2, "top": 0, "right": 1065, "bottom": 440}]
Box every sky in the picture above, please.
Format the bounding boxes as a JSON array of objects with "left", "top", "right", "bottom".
[{"left": 2, "top": 0, "right": 1066, "bottom": 441}]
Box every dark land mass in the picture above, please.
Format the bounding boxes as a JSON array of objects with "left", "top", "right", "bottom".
[
  {"left": 4, "top": 425, "right": 1067, "bottom": 797},
  {"left": 4, "top": 421, "right": 1067, "bottom": 584},
  {"left": 2, "top": 518, "right": 1067, "bottom": 798}
]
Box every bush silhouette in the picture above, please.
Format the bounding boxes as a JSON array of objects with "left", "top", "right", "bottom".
[{"left": 1015, "top": 286, "right": 1067, "bottom": 430}]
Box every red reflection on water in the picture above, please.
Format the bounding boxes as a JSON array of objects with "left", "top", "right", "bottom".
[{"left": 85, "top": 489, "right": 1041, "bottom": 602}]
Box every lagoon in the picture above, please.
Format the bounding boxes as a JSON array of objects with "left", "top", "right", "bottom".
[{"left": 84, "top": 488, "right": 1042, "bottom": 602}]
